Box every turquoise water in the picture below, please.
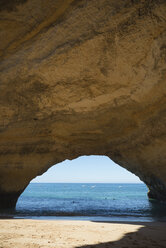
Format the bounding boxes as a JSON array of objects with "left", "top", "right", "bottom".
[{"left": 8, "top": 183, "right": 166, "bottom": 221}]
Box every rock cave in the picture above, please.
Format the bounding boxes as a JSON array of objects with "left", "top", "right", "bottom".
[{"left": 0, "top": 0, "right": 166, "bottom": 209}]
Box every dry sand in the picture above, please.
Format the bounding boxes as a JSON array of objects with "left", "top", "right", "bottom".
[{"left": 0, "top": 219, "right": 166, "bottom": 248}]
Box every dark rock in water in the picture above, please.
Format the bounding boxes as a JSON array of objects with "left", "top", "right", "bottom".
[{"left": 0, "top": 190, "right": 22, "bottom": 209}]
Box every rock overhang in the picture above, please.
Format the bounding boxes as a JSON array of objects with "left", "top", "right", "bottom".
[{"left": 0, "top": 0, "right": 166, "bottom": 208}]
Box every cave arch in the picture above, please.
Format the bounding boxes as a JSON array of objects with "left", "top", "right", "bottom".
[
  {"left": 15, "top": 155, "right": 146, "bottom": 217},
  {"left": 0, "top": 0, "right": 166, "bottom": 209}
]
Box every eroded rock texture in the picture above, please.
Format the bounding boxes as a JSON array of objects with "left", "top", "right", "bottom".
[{"left": 0, "top": 0, "right": 166, "bottom": 208}]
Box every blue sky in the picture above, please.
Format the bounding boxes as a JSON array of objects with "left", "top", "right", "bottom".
[{"left": 32, "top": 156, "right": 142, "bottom": 183}]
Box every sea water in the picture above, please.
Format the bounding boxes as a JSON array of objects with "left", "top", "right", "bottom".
[{"left": 4, "top": 183, "right": 166, "bottom": 221}]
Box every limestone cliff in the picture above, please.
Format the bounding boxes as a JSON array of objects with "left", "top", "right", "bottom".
[{"left": 0, "top": 0, "right": 166, "bottom": 208}]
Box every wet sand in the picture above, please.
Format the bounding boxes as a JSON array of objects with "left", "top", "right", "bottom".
[{"left": 0, "top": 219, "right": 166, "bottom": 248}]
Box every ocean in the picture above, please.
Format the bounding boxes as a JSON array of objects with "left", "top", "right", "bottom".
[{"left": 4, "top": 183, "right": 166, "bottom": 221}]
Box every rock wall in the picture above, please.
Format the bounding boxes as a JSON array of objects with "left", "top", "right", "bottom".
[{"left": 0, "top": 0, "right": 166, "bottom": 208}]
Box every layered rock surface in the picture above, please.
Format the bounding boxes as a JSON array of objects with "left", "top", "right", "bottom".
[{"left": 0, "top": 0, "right": 166, "bottom": 208}]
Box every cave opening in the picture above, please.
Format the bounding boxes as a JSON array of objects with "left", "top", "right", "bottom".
[
  {"left": 1, "top": 156, "right": 166, "bottom": 220},
  {"left": 13, "top": 156, "right": 162, "bottom": 221}
]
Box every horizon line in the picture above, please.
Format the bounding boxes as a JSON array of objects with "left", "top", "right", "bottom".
[{"left": 31, "top": 181, "right": 143, "bottom": 184}]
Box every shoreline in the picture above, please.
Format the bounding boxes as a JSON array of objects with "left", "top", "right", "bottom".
[
  {"left": 0, "top": 214, "right": 158, "bottom": 222},
  {"left": 0, "top": 219, "right": 166, "bottom": 248}
]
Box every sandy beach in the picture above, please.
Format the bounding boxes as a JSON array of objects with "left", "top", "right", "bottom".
[{"left": 0, "top": 219, "right": 165, "bottom": 248}]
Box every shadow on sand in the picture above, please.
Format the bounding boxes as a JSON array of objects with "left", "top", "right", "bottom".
[{"left": 75, "top": 221, "right": 166, "bottom": 248}]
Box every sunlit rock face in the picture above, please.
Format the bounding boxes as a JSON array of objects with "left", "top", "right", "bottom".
[{"left": 0, "top": 0, "right": 166, "bottom": 208}]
